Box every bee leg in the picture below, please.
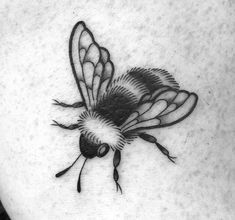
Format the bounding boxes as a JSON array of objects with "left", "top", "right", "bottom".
[
  {"left": 51, "top": 120, "right": 78, "bottom": 130},
  {"left": 52, "top": 99, "right": 85, "bottom": 108},
  {"left": 139, "top": 133, "right": 177, "bottom": 163},
  {"left": 113, "top": 150, "right": 122, "bottom": 194}
]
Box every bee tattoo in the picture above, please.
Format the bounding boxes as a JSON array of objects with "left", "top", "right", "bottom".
[{"left": 52, "top": 21, "right": 198, "bottom": 193}]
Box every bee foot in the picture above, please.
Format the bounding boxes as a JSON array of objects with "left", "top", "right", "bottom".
[
  {"left": 167, "top": 155, "right": 177, "bottom": 164},
  {"left": 52, "top": 99, "right": 84, "bottom": 108},
  {"left": 51, "top": 120, "right": 59, "bottom": 126},
  {"left": 115, "top": 182, "right": 122, "bottom": 194},
  {"left": 51, "top": 120, "right": 78, "bottom": 130}
]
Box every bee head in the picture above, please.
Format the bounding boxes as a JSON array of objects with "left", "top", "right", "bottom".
[{"left": 79, "top": 134, "right": 110, "bottom": 158}]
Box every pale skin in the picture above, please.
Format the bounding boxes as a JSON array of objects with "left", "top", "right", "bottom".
[{"left": 0, "top": 1, "right": 235, "bottom": 220}]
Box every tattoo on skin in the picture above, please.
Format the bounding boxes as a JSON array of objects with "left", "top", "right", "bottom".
[{"left": 52, "top": 21, "right": 198, "bottom": 194}]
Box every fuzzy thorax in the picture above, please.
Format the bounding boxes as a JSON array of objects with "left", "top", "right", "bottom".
[{"left": 78, "top": 111, "right": 125, "bottom": 150}]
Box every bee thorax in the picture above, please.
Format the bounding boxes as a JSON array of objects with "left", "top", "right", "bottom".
[{"left": 78, "top": 111, "right": 125, "bottom": 150}]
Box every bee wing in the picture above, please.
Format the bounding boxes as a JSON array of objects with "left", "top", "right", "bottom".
[
  {"left": 121, "top": 89, "right": 198, "bottom": 132},
  {"left": 69, "top": 21, "right": 114, "bottom": 110}
]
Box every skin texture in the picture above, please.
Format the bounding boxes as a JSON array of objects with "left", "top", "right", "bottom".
[{"left": 0, "top": 0, "right": 235, "bottom": 219}]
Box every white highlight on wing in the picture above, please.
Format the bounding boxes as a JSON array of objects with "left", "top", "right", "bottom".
[
  {"left": 137, "top": 102, "right": 152, "bottom": 115},
  {"left": 95, "top": 63, "right": 103, "bottom": 76},
  {"left": 79, "top": 49, "right": 86, "bottom": 63},
  {"left": 80, "top": 31, "right": 93, "bottom": 49},
  {"left": 173, "top": 91, "right": 189, "bottom": 105},
  {"left": 141, "top": 100, "right": 167, "bottom": 120},
  {"left": 100, "top": 48, "right": 108, "bottom": 62},
  {"left": 85, "top": 44, "right": 100, "bottom": 64},
  {"left": 83, "top": 62, "right": 94, "bottom": 87},
  {"left": 155, "top": 90, "right": 177, "bottom": 102},
  {"left": 159, "top": 103, "right": 177, "bottom": 115}
]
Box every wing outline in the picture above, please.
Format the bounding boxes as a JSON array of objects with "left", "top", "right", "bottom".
[
  {"left": 121, "top": 89, "right": 198, "bottom": 132},
  {"left": 69, "top": 21, "right": 114, "bottom": 110}
]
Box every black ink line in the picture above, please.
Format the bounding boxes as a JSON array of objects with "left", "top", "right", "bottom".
[
  {"left": 69, "top": 21, "right": 87, "bottom": 109},
  {"left": 77, "top": 158, "right": 88, "bottom": 193},
  {"left": 55, "top": 154, "right": 82, "bottom": 177}
]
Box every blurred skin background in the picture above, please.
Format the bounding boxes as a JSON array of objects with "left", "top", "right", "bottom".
[
  {"left": 0, "top": 201, "right": 10, "bottom": 220},
  {"left": 0, "top": 0, "right": 234, "bottom": 219}
]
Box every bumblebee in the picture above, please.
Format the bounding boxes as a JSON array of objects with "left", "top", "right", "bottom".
[{"left": 52, "top": 21, "right": 198, "bottom": 193}]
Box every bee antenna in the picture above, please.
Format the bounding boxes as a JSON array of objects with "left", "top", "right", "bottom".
[
  {"left": 77, "top": 158, "right": 88, "bottom": 193},
  {"left": 55, "top": 154, "right": 82, "bottom": 178}
]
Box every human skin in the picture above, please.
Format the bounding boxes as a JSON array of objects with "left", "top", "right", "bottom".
[{"left": 0, "top": 0, "right": 235, "bottom": 219}]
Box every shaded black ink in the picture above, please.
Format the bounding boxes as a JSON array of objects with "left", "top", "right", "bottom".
[
  {"left": 55, "top": 154, "right": 82, "bottom": 177},
  {"left": 139, "top": 133, "right": 177, "bottom": 163},
  {"left": 113, "top": 150, "right": 122, "bottom": 193},
  {"left": 77, "top": 158, "right": 87, "bottom": 193},
  {"left": 52, "top": 21, "right": 198, "bottom": 193}
]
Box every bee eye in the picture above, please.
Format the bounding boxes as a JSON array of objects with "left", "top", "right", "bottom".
[{"left": 97, "top": 143, "right": 110, "bottom": 157}]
